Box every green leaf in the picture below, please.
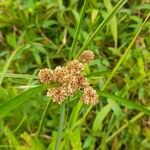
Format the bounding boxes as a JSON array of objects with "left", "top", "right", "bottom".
[
  {"left": 0, "top": 45, "right": 25, "bottom": 86},
  {"left": 69, "top": 0, "right": 88, "bottom": 59},
  {"left": 0, "top": 85, "right": 48, "bottom": 117},
  {"left": 3, "top": 126, "right": 20, "bottom": 146},
  {"left": 103, "top": 0, "right": 118, "bottom": 48},
  {"left": 92, "top": 101, "right": 115, "bottom": 133},
  {"left": 6, "top": 33, "right": 16, "bottom": 48},
  {"left": 21, "top": 132, "right": 46, "bottom": 150},
  {"left": 68, "top": 100, "right": 83, "bottom": 128},
  {"left": 75, "top": 0, "right": 127, "bottom": 57},
  {"left": 102, "top": 12, "right": 150, "bottom": 90},
  {"left": 69, "top": 128, "right": 82, "bottom": 150},
  {"left": 99, "top": 91, "right": 150, "bottom": 115}
]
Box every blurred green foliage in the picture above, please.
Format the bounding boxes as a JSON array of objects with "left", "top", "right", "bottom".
[{"left": 0, "top": 0, "right": 150, "bottom": 149}]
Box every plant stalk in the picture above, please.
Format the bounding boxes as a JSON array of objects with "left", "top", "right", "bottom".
[
  {"left": 37, "top": 99, "right": 51, "bottom": 137},
  {"left": 55, "top": 102, "right": 65, "bottom": 150}
]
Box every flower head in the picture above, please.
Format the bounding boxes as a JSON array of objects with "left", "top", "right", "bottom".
[
  {"left": 82, "top": 86, "right": 98, "bottom": 105},
  {"left": 67, "top": 59, "right": 83, "bottom": 74},
  {"left": 77, "top": 75, "right": 89, "bottom": 89},
  {"left": 38, "top": 50, "right": 98, "bottom": 105},
  {"left": 53, "top": 66, "right": 68, "bottom": 83},
  {"left": 47, "top": 87, "right": 66, "bottom": 104},
  {"left": 38, "top": 68, "right": 53, "bottom": 83},
  {"left": 79, "top": 50, "right": 95, "bottom": 63}
]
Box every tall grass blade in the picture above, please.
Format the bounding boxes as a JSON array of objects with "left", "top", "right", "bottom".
[
  {"left": 103, "top": 0, "right": 118, "bottom": 48},
  {"left": 0, "top": 73, "right": 37, "bottom": 79},
  {"left": 99, "top": 91, "right": 150, "bottom": 115},
  {"left": 0, "top": 85, "right": 48, "bottom": 117},
  {"left": 75, "top": 0, "right": 127, "bottom": 57},
  {"left": 0, "top": 45, "right": 24, "bottom": 86},
  {"left": 69, "top": 0, "right": 88, "bottom": 60},
  {"left": 106, "top": 112, "right": 144, "bottom": 142},
  {"left": 102, "top": 12, "right": 150, "bottom": 90},
  {"left": 37, "top": 99, "right": 52, "bottom": 137}
]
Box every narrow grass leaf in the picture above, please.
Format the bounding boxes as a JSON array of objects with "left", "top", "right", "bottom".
[
  {"left": 0, "top": 73, "right": 38, "bottom": 79},
  {"left": 0, "top": 45, "right": 24, "bottom": 86},
  {"left": 106, "top": 112, "right": 144, "bottom": 143},
  {"left": 75, "top": 0, "right": 127, "bottom": 57},
  {"left": 102, "top": 12, "right": 150, "bottom": 90},
  {"left": 103, "top": 0, "right": 118, "bottom": 48},
  {"left": 0, "top": 44, "right": 31, "bottom": 85},
  {"left": 0, "top": 85, "right": 48, "bottom": 117},
  {"left": 99, "top": 91, "right": 150, "bottom": 115},
  {"left": 68, "top": 100, "right": 83, "bottom": 128},
  {"left": 69, "top": 0, "right": 88, "bottom": 59}
]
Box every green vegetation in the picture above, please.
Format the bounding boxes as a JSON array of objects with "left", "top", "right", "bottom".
[{"left": 0, "top": 0, "right": 150, "bottom": 149}]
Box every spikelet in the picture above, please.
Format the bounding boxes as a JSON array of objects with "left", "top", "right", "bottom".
[
  {"left": 47, "top": 87, "right": 66, "bottom": 104},
  {"left": 38, "top": 68, "right": 53, "bottom": 83},
  {"left": 67, "top": 59, "right": 83, "bottom": 74},
  {"left": 79, "top": 50, "right": 95, "bottom": 63},
  {"left": 82, "top": 86, "right": 98, "bottom": 105}
]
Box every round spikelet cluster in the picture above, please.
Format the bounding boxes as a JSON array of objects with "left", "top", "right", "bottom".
[
  {"left": 38, "top": 50, "right": 98, "bottom": 105},
  {"left": 79, "top": 50, "right": 95, "bottom": 63}
]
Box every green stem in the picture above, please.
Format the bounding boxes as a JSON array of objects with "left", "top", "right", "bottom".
[
  {"left": 37, "top": 99, "right": 51, "bottom": 137},
  {"left": 55, "top": 102, "right": 65, "bottom": 150},
  {"left": 69, "top": 0, "right": 88, "bottom": 60}
]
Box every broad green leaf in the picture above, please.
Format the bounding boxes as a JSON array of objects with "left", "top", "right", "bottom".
[
  {"left": 0, "top": 85, "right": 48, "bottom": 117},
  {"left": 21, "top": 132, "right": 46, "bottom": 150},
  {"left": 92, "top": 101, "right": 115, "bottom": 133},
  {"left": 47, "top": 132, "right": 58, "bottom": 150},
  {"left": 91, "top": 9, "right": 99, "bottom": 24},
  {"left": 6, "top": 33, "right": 17, "bottom": 48},
  {"left": 99, "top": 91, "right": 150, "bottom": 115},
  {"left": 69, "top": 128, "right": 82, "bottom": 150},
  {"left": 3, "top": 126, "right": 20, "bottom": 146},
  {"left": 68, "top": 100, "right": 82, "bottom": 128},
  {"left": 137, "top": 57, "right": 146, "bottom": 76},
  {"left": 82, "top": 136, "right": 96, "bottom": 150}
]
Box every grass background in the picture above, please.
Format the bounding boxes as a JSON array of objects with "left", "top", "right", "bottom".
[{"left": 0, "top": 0, "right": 150, "bottom": 149}]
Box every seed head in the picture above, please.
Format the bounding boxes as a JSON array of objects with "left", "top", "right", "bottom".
[
  {"left": 82, "top": 86, "right": 98, "bottom": 105},
  {"left": 38, "top": 50, "right": 98, "bottom": 105},
  {"left": 38, "top": 68, "right": 53, "bottom": 83},
  {"left": 77, "top": 75, "right": 89, "bottom": 89},
  {"left": 67, "top": 59, "right": 83, "bottom": 74},
  {"left": 47, "top": 87, "right": 66, "bottom": 104},
  {"left": 53, "top": 66, "right": 67, "bottom": 83},
  {"left": 79, "top": 50, "right": 95, "bottom": 63}
]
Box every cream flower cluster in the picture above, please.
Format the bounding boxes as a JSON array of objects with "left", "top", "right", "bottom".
[{"left": 38, "top": 50, "right": 98, "bottom": 105}]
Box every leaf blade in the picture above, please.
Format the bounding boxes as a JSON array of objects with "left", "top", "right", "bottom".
[
  {"left": 99, "top": 91, "right": 150, "bottom": 115},
  {"left": 0, "top": 85, "right": 48, "bottom": 117}
]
